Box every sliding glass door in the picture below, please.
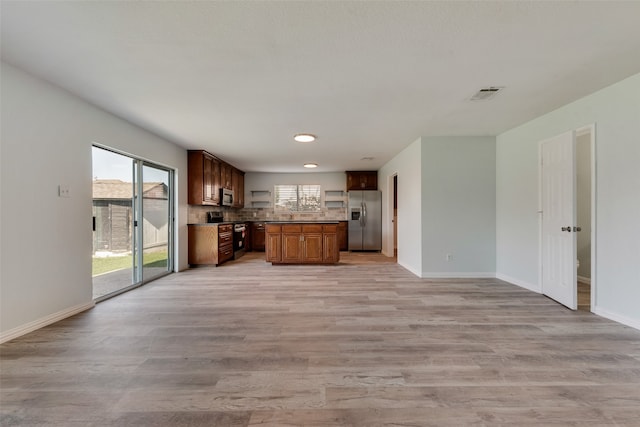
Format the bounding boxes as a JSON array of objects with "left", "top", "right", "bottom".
[
  {"left": 92, "top": 146, "right": 173, "bottom": 301},
  {"left": 140, "top": 164, "right": 171, "bottom": 282}
]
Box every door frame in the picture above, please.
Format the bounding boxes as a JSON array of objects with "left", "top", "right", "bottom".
[
  {"left": 537, "top": 123, "right": 596, "bottom": 311},
  {"left": 385, "top": 172, "right": 398, "bottom": 259},
  {"left": 578, "top": 124, "right": 597, "bottom": 312},
  {"left": 138, "top": 160, "right": 175, "bottom": 283},
  {"left": 92, "top": 144, "right": 175, "bottom": 303}
]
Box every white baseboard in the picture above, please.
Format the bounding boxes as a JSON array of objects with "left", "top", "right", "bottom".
[
  {"left": 421, "top": 272, "right": 496, "bottom": 279},
  {"left": 0, "top": 301, "right": 95, "bottom": 344},
  {"left": 398, "top": 261, "right": 422, "bottom": 278},
  {"left": 495, "top": 273, "right": 541, "bottom": 293},
  {"left": 593, "top": 306, "right": 640, "bottom": 331},
  {"left": 577, "top": 275, "right": 591, "bottom": 285}
]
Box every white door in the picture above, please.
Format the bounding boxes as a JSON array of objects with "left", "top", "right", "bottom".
[{"left": 541, "top": 131, "right": 577, "bottom": 309}]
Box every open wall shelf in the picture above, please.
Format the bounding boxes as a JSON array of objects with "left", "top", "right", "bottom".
[
  {"left": 324, "top": 190, "right": 346, "bottom": 208},
  {"left": 249, "top": 190, "right": 272, "bottom": 208}
]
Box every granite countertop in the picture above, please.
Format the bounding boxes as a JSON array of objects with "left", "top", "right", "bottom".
[
  {"left": 187, "top": 222, "right": 236, "bottom": 226},
  {"left": 264, "top": 221, "right": 340, "bottom": 224},
  {"left": 189, "top": 220, "right": 342, "bottom": 226}
]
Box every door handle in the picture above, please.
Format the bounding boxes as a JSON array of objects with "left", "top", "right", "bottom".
[
  {"left": 573, "top": 226, "right": 582, "bottom": 232},
  {"left": 561, "top": 226, "right": 572, "bottom": 232},
  {"left": 362, "top": 202, "right": 367, "bottom": 227}
]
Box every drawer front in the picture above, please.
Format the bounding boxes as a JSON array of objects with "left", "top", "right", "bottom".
[
  {"left": 265, "top": 224, "right": 282, "bottom": 233},
  {"left": 219, "top": 243, "right": 234, "bottom": 263},
  {"left": 302, "top": 224, "right": 323, "bottom": 233},
  {"left": 282, "top": 224, "right": 302, "bottom": 233},
  {"left": 322, "top": 224, "right": 338, "bottom": 233},
  {"left": 219, "top": 224, "right": 233, "bottom": 233},
  {"left": 219, "top": 232, "right": 233, "bottom": 245}
]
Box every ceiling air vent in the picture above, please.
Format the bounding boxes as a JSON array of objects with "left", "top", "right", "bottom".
[{"left": 470, "top": 86, "right": 504, "bottom": 101}]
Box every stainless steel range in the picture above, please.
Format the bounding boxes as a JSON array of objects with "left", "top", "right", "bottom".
[{"left": 233, "top": 222, "right": 247, "bottom": 259}]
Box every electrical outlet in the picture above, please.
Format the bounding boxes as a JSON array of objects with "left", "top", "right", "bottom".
[
  {"left": 446, "top": 253, "right": 452, "bottom": 262},
  {"left": 58, "top": 185, "right": 70, "bottom": 198}
]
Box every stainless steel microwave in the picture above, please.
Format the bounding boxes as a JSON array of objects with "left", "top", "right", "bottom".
[{"left": 220, "top": 188, "right": 234, "bottom": 206}]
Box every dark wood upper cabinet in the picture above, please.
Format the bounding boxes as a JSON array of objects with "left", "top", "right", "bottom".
[
  {"left": 188, "top": 150, "right": 243, "bottom": 207},
  {"left": 221, "top": 162, "right": 232, "bottom": 190},
  {"left": 188, "top": 150, "right": 220, "bottom": 205},
  {"left": 346, "top": 171, "right": 378, "bottom": 191},
  {"left": 232, "top": 168, "right": 245, "bottom": 208}
]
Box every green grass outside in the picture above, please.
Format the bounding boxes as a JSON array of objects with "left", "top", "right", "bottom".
[{"left": 92, "top": 251, "right": 168, "bottom": 276}]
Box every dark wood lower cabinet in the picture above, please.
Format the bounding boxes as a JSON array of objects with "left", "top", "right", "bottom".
[
  {"left": 188, "top": 224, "right": 233, "bottom": 266},
  {"left": 323, "top": 232, "right": 339, "bottom": 263},
  {"left": 338, "top": 221, "right": 348, "bottom": 251},
  {"left": 265, "top": 223, "right": 339, "bottom": 264},
  {"left": 282, "top": 230, "right": 303, "bottom": 263},
  {"left": 303, "top": 233, "right": 323, "bottom": 262},
  {"left": 266, "top": 228, "right": 282, "bottom": 263},
  {"left": 251, "top": 222, "right": 266, "bottom": 251}
]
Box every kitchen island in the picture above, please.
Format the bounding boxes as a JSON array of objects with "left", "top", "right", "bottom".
[{"left": 265, "top": 222, "right": 339, "bottom": 264}]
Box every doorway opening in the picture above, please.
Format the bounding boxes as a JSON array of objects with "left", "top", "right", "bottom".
[
  {"left": 393, "top": 174, "right": 398, "bottom": 258},
  {"left": 92, "top": 146, "right": 174, "bottom": 301},
  {"left": 576, "top": 127, "right": 593, "bottom": 311},
  {"left": 385, "top": 172, "right": 398, "bottom": 262}
]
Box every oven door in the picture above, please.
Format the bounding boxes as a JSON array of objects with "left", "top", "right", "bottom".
[{"left": 233, "top": 224, "right": 247, "bottom": 252}]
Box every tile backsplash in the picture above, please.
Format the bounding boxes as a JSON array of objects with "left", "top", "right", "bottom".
[{"left": 188, "top": 205, "right": 347, "bottom": 224}]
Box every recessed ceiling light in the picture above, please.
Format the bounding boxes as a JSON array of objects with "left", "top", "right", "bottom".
[
  {"left": 303, "top": 163, "right": 318, "bottom": 168},
  {"left": 294, "top": 133, "right": 316, "bottom": 143}
]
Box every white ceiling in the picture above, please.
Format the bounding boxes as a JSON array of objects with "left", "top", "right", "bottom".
[{"left": 2, "top": 1, "right": 640, "bottom": 173}]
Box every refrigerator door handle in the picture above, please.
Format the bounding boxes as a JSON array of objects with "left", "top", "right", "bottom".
[{"left": 362, "top": 201, "right": 367, "bottom": 227}]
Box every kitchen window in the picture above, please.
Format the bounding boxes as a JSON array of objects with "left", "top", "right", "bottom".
[{"left": 274, "top": 184, "right": 321, "bottom": 211}]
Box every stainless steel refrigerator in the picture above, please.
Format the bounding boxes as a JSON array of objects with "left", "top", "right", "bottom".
[{"left": 348, "top": 190, "right": 382, "bottom": 251}]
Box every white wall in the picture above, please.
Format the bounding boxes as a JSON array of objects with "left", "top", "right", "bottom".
[
  {"left": 242, "top": 171, "right": 347, "bottom": 220},
  {"left": 379, "top": 138, "right": 422, "bottom": 276},
  {"left": 245, "top": 171, "right": 345, "bottom": 204},
  {"left": 576, "top": 132, "right": 591, "bottom": 280},
  {"left": 421, "top": 137, "right": 496, "bottom": 277},
  {"left": 496, "top": 72, "right": 640, "bottom": 328},
  {"left": 0, "top": 62, "right": 189, "bottom": 340}
]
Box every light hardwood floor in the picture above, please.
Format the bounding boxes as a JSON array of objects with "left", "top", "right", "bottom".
[
  {"left": 2, "top": 252, "right": 640, "bottom": 426},
  {"left": 577, "top": 281, "right": 591, "bottom": 312}
]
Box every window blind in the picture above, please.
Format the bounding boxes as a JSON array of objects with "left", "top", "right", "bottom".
[{"left": 274, "top": 184, "right": 321, "bottom": 211}]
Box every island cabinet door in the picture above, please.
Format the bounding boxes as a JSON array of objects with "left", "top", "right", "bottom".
[
  {"left": 266, "top": 233, "right": 282, "bottom": 263},
  {"left": 282, "top": 233, "right": 303, "bottom": 263},
  {"left": 323, "top": 233, "right": 338, "bottom": 263},
  {"left": 303, "top": 234, "right": 323, "bottom": 262}
]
